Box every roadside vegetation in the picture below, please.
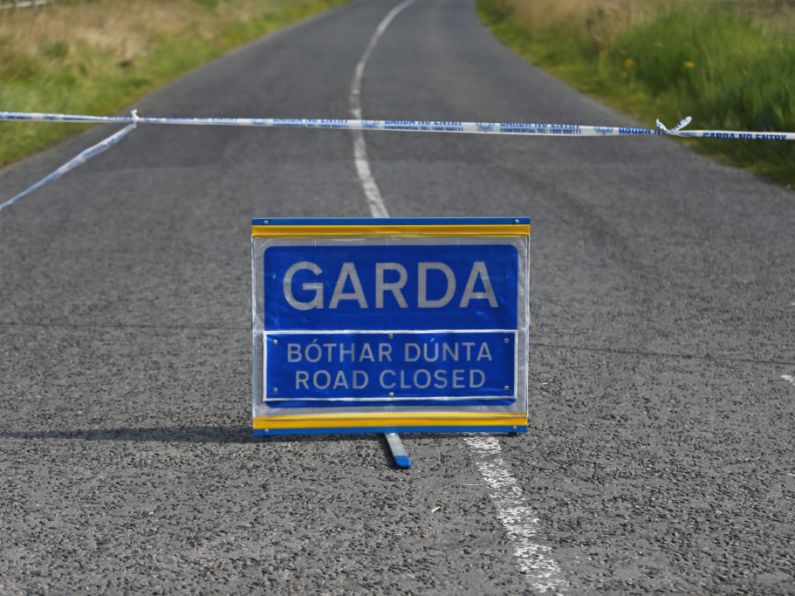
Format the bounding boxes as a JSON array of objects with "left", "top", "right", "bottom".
[
  {"left": 0, "top": 0, "right": 349, "bottom": 167},
  {"left": 478, "top": 0, "right": 795, "bottom": 186}
]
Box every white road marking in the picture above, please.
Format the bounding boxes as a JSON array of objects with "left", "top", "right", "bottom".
[
  {"left": 783, "top": 375, "right": 795, "bottom": 387},
  {"left": 465, "top": 436, "right": 569, "bottom": 593},
  {"left": 349, "top": 0, "right": 416, "bottom": 218},
  {"left": 350, "top": 1, "right": 567, "bottom": 589}
]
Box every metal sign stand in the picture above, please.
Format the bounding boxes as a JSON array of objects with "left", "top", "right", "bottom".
[{"left": 384, "top": 433, "right": 412, "bottom": 469}]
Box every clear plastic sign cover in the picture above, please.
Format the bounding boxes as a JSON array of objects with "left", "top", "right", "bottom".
[{"left": 251, "top": 218, "right": 530, "bottom": 436}]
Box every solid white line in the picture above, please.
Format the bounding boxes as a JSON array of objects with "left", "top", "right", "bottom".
[
  {"left": 349, "top": 0, "right": 416, "bottom": 218},
  {"left": 464, "top": 436, "right": 569, "bottom": 593},
  {"left": 349, "top": 2, "right": 567, "bottom": 589},
  {"left": 783, "top": 375, "right": 795, "bottom": 387}
]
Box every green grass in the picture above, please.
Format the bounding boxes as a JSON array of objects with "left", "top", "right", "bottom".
[
  {"left": 0, "top": 0, "right": 350, "bottom": 167},
  {"left": 478, "top": 0, "right": 795, "bottom": 186}
]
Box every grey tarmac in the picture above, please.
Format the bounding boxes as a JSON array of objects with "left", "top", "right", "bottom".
[{"left": 1, "top": 0, "right": 794, "bottom": 593}]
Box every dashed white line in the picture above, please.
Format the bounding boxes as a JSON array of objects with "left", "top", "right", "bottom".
[
  {"left": 350, "top": 1, "right": 567, "bottom": 590},
  {"left": 349, "top": 0, "right": 416, "bottom": 218},
  {"left": 783, "top": 374, "right": 795, "bottom": 387},
  {"left": 465, "top": 436, "right": 569, "bottom": 593}
]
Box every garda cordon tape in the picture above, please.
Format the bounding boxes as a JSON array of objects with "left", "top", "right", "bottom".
[
  {"left": 3, "top": 111, "right": 795, "bottom": 140},
  {"left": 1, "top": 110, "right": 794, "bottom": 211}
]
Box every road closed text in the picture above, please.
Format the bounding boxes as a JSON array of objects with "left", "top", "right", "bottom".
[{"left": 265, "top": 332, "right": 516, "bottom": 402}]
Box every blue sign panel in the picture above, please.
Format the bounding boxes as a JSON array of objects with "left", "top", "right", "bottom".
[
  {"left": 263, "top": 244, "right": 518, "bottom": 331},
  {"left": 253, "top": 218, "right": 532, "bottom": 437},
  {"left": 265, "top": 331, "right": 516, "bottom": 407}
]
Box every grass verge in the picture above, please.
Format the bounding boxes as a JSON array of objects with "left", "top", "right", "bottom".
[
  {"left": 0, "top": 0, "right": 350, "bottom": 167},
  {"left": 477, "top": 0, "right": 795, "bottom": 187}
]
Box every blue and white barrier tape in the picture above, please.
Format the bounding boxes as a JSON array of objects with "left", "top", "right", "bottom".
[
  {"left": 0, "top": 113, "right": 138, "bottom": 211},
  {"left": 3, "top": 110, "right": 795, "bottom": 140},
  {"left": 2, "top": 110, "right": 794, "bottom": 212}
]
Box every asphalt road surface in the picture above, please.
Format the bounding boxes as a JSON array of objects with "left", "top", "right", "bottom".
[{"left": 1, "top": 0, "right": 794, "bottom": 592}]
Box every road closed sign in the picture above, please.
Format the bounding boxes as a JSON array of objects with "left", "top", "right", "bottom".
[{"left": 251, "top": 218, "right": 530, "bottom": 436}]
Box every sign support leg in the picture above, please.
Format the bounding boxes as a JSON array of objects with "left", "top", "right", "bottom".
[{"left": 385, "top": 433, "right": 411, "bottom": 469}]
